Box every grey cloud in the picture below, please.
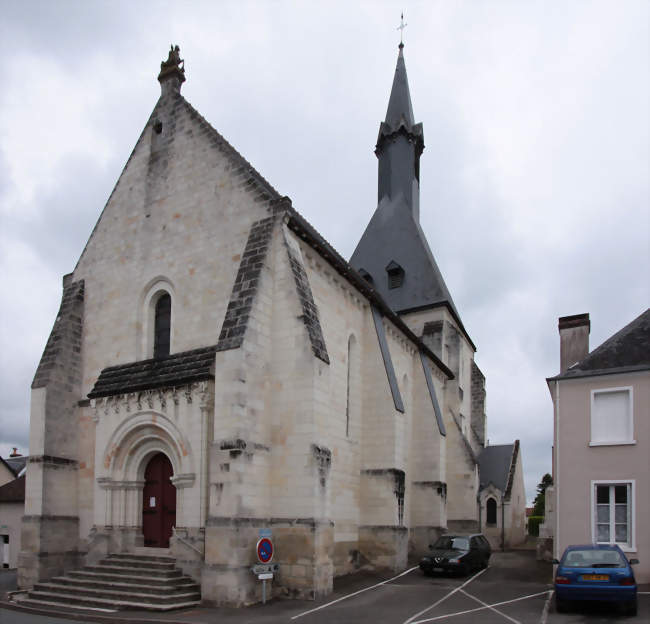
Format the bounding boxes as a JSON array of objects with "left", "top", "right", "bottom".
[{"left": 1, "top": 2, "right": 647, "bottom": 506}]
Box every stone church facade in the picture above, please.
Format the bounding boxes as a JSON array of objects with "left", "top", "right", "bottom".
[{"left": 19, "top": 44, "right": 489, "bottom": 606}]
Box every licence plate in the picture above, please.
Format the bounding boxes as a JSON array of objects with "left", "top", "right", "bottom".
[
  {"left": 433, "top": 567, "right": 444, "bottom": 572},
  {"left": 582, "top": 574, "right": 609, "bottom": 581}
]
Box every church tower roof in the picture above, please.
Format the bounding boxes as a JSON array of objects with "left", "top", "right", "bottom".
[
  {"left": 382, "top": 44, "right": 415, "bottom": 134},
  {"left": 350, "top": 43, "right": 468, "bottom": 341}
]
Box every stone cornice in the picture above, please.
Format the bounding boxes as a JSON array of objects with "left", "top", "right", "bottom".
[{"left": 90, "top": 381, "right": 213, "bottom": 423}]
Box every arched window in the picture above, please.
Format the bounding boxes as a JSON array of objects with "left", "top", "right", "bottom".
[
  {"left": 486, "top": 497, "right": 497, "bottom": 525},
  {"left": 153, "top": 294, "right": 171, "bottom": 359}
]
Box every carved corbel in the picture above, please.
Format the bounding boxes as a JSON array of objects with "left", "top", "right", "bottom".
[{"left": 171, "top": 473, "right": 196, "bottom": 489}]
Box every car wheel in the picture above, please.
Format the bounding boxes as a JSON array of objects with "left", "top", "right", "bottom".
[{"left": 555, "top": 597, "right": 568, "bottom": 613}]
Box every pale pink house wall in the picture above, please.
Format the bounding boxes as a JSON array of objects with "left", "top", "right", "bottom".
[{"left": 551, "top": 369, "right": 649, "bottom": 583}]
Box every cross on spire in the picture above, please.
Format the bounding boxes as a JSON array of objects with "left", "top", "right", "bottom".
[{"left": 397, "top": 12, "right": 407, "bottom": 46}]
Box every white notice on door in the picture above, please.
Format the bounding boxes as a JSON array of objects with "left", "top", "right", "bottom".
[{"left": 150, "top": 497, "right": 156, "bottom": 507}]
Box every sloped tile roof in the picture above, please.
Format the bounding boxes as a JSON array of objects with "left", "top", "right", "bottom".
[
  {"left": 88, "top": 345, "right": 217, "bottom": 398},
  {"left": 478, "top": 443, "right": 514, "bottom": 493},
  {"left": 4, "top": 456, "right": 27, "bottom": 477},
  {"left": 0, "top": 474, "right": 25, "bottom": 503},
  {"left": 551, "top": 309, "right": 650, "bottom": 380}
]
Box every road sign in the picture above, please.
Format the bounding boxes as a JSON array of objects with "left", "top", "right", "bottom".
[
  {"left": 256, "top": 537, "right": 273, "bottom": 563},
  {"left": 258, "top": 573, "right": 273, "bottom": 580},
  {"left": 259, "top": 528, "right": 272, "bottom": 538},
  {"left": 252, "top": 563, "right": 279, "bottom": 574}
]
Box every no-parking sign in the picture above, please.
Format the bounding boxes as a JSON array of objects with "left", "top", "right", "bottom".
[{"left": 256, "top": 537, "right": 273, "bottom": 563}]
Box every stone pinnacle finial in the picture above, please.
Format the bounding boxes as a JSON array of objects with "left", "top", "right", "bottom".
[{"left": 158, "top": 44, "right": 186, "bottom": 95}]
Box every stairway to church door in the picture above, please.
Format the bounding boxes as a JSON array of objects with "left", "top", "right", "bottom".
[{"left": 142, "top": 452, "right": 176, "bottom": 547}]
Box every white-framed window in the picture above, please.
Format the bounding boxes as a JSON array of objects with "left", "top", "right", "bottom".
[
  {"left": 591, "top": 480, "right": 635, "bottom": 551},
  {"left": 590, "top": 387, "right": 634, "bottom": 445}
]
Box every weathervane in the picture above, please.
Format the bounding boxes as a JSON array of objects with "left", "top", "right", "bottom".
[{"left": 397, "top": 12, "right": 407, "bottom": 46}]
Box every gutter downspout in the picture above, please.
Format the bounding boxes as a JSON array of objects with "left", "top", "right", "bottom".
[
  {"left": 501, "top": 496, "right": 505, "bottom": 551},
  {"left": 554, "top": 380, "right": 560, "bottom": 560}
]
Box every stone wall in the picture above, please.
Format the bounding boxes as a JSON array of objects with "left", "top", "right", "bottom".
[
  {"left": 22, "top": 78, "right": 455, "bottom": 603},
  {"left": 19, "top": 278, "right": 85, "bottom": 588}
]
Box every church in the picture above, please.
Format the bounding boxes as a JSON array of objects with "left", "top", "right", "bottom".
[{"left": 18, "top": 43, "right": 497, "bottom": 608}]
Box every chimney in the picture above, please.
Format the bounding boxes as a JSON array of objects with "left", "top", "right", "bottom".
[
  {"left": 558, "top": 313, "right": 590, "bottom": 373},
  {"left": 10, "top": 447, "right": 21, "bottom": 457}
]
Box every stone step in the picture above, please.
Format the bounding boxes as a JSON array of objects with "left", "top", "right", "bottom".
[
  {"left": 21, "top": 552, "right": 201, "bottom": 613},
  {"left": 25, "top": 589, "right": 200, "bottom": 611},
  {"left": 82, "top": 563, "right": 182, "bottom": 578},
  {"left": 134, "top": 546, "right": 171, "bottom": 557},
  {"left": 19, "top": 598, "right": 118, "bottom": 613},
  {"left": 68, "top": 569, "right": 187, "bottom": 586},
  {"left": 106, "top": 552, "right": 176, "bottom": 563},
  {"left": 34, "top": 582, "right": 200, "bottom": 603},
  {"left": 98, "top": 557, "right": 177, "bottom": 570},
  {"left": 51, "top": 575, "right": 198, "bottom": 595}
]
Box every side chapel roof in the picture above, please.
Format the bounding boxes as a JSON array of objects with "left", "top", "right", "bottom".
[{"left": 478, "top": 441, "right": 519, "bottom": 498}]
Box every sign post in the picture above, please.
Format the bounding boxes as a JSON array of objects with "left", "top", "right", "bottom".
[{"left": 255, "top": 537, "right": 274, "bottom": 604}]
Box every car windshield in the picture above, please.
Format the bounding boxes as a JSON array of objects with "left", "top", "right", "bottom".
[
  {"left": 433, "top": 537, "right": 470, "bottom": 551},
  {"left": 563, "top": 549, "right": 626, "bottom": 568}
]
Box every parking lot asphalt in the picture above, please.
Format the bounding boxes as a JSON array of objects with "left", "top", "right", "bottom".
[{"left": 2, "top": 550, "right": 649, "bottom": 624}]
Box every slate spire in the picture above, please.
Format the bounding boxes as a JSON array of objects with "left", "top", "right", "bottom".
[
  {"left": 374, "top": 44, "right": 424, "bottom": 219},
  {"left": 350, "top": 44, "right": 462, "bottom": 325},
  {"left": 383, "top": 44, "right": 416, "bottom": 134}
]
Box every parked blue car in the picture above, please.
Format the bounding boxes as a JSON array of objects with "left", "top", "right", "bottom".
[{"left": 553, "top": 544, "right": 638, "bottom": 615}]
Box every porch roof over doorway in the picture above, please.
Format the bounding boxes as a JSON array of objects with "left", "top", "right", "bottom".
[{"left": 88, "top": 345, "right": 217, "bottom": 398}]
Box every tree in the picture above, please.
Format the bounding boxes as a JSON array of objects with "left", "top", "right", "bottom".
[{"left": 532, "top": 473, "right": 553, "bottom": 517}]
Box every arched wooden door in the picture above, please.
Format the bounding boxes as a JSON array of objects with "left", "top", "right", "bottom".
[{"left": 142, "top": 453, "right": 176, "bottom": 547}]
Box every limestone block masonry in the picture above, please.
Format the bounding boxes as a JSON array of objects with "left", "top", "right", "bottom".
[{"left": 17, "top": 44, "right": 499, "bottom": 607}]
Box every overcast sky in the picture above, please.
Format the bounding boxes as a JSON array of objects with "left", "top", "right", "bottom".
[{"left": 0, "top": 1, "right": 648, "bottom": 504}]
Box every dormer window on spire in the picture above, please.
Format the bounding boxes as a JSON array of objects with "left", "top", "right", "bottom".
[
  {"left": 386, "top": 261, "right": 404, "bottom": 289},
  {"left": 358, "top": 268, "right": 374, "bottom": 284}
]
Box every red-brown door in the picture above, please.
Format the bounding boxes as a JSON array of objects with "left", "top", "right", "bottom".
[{"left": 142, "top": 453, "right": 176, "bottom": 547}]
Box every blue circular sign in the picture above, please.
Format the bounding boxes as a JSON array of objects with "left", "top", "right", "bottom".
[{"left": 256, "top": 537, "right": 273, "bottom": 563}]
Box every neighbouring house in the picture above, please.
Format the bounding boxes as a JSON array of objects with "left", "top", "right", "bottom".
[
  {"left": 17, "top": 42, "right": 515, "bottom": 607},
  {"left": 0, "top": 457, "right": 14, "bottom": 487},
  {"left": 477, "top": 441, "right": 527, "bottom": 549},
  {"left": 547, "top": 310, "right": 650, "bottom": 583},
  {"left": 0, "top": 451, "right": 27, "bottom": 568}
]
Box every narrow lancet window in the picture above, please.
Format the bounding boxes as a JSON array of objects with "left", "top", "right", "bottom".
[
  {"left": 154, "top": 294, "right": 171, "bottom": 359},
  {"left": 486, "top": 497, "right": 497, "bottom": 525},
  {"left": 346, "top": 337, "right": 352, "bottom": 437}
]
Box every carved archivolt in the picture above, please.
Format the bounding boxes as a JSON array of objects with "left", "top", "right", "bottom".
[{"left": 98, "top": 409, "right": 196, "bottom": 484}]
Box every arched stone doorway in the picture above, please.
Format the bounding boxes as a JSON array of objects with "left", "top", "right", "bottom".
[{"left": 142, "top": 452, "right": 176, "bottom": 547}]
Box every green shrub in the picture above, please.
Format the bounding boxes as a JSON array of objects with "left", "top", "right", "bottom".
[{"left": 528, "top": 516, "right": 544, "bottom": 537}]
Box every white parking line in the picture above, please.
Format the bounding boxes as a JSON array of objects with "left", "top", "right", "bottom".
[
  {"left": 459, "top": 588, "right": 521, "bottom": 624},
  {"left": 290, "top": 565, "right": 419, "bottom": 620},
  {"left": 402, "top": 568, "right": 487, "bottom": 624},
  {"left": 407, "top": 590, "right": 552, "bottom": 624},
  {"left": 539, "top": 590, "right": 553, "bottom": 624}
]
